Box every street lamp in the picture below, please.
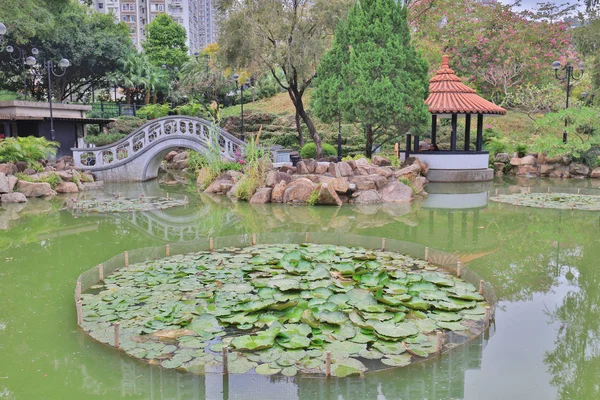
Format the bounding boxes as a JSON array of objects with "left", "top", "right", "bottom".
[
  {"left": 6, "top": 46, "right": 39, "bottom": 100},
  {"left": 0, "top": 22, "right": 6, "bottom": 45},
  {"left": 233, "top": 73, "right": 244, "bottom": 141},
  {"left": 552, "top": 60, "right": 584, "bottom": 143},
  {"left": 28, "top": 56, "right": 70, "bottom": 140}
]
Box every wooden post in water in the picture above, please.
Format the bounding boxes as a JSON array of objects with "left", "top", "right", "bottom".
[
  {"left": 76, "top": 300, "right": 83, "bottom": 326},
  {"left": 305, "top": 232, "right": 309, "bottom": 243},
  {"left": 209, "top": 237, "right": 214, "bottom": 252},
  {"left": 166, "top": 244, "right": 170, "bottom": 257},
  {"left": 484, "top": 306, "right": 492, "bottom": 326},
  {"left": 325, "top": 351, "right": 331, "bottom": 377},
  {"left": 222, "top": 346, "right": 229, "bottom": 375},
  {"left": 479, "top": 280, "right": 485, "bottom": 295},
  {"left": 425, "top": 247, "right": 429, "bottom": 262},
  {"left": 252, "top": 233, "right": 257, "bottom": 246},
  {"left": 436, "top": 331, "right": 444, "bottom": 353},
  {"left": 381, "top": 238, "right": 386, "bottom": 251},
  {"left": 124, "top": 251, "right": 129, "bottom": 267},
  {"left": 457, "top": 261, "right": 463, "bottom": 278},
  {"left": 114, "top": 322, "right": 120, "bottom": 348},
  {"left": 98, "top": 264, "right": 104, "bottom": 282},
  {"left": 75, "top": 279, "right": 82, "bottom": 301}
]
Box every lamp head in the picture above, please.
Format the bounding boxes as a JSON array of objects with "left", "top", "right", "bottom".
[
  {"left": 579, "top": 62, "right": 585, "bottom": 71},
  {"left": 25, "top": 56, "right": 36, "bottom": 66},
  {"left": 162, "top": 64, "right": 167, "bottom": 70},
  {"left": 58, "top": 58, "right": 70, "bottom": 68},
  {"left": 552, "top": 61, "right": 562, "bottom": 71},
  {"left": 0, "top": 22, "right": 6, "bottom": 37},
  {"left": 233, "top": 73, "right": 240, "bottom": 81},
  {"left": 6, "top": 45, "right": 13, "bottom": 53},
  {"left": 31, "top": 48, "right": 39, "bottom": 55}
]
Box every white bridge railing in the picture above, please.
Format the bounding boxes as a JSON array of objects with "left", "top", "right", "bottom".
[{"left": 72, "top": 116, "right": 246, "bottom": 170}]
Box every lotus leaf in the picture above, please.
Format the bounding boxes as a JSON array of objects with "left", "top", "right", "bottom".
[
  {"left": 255, "top": 363, "right": 282, "bottom": 375},
  {"left": 358, "top": 348, "right": 383, "bottom": 359},
  {"left": 381, "top": 354, "right": 411, "bottom": 367},
  {"left": 437, "top": 321, "right": 468, "bottom": 331},
  {"left": 231, "top": 333, "right": 276, "bottom": 351},
  {"left": 281, "top": 366, "right": 298, "bottom": 376},
  {"left": 228, "top": 357, "right": 258, "bottom": 374},
  {"left": 373, "top": 341, "right": 407, "bottom": 355},
  {"left": 332, "top": 357, "right": 367, "bottom": 377},
  {"left": 373, "top": 322, "right": 419, "bottom": 339}
]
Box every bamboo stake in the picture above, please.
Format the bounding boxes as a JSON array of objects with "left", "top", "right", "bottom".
[
  {"left": 305, "top": 232, "right": 309, "bottom": 243},
  {"left": 166, "top": 244, "right": 170, "bottom": 257},
  {"left": 381, "top": 238, "right": 386, "bottom": 251},
  {"left": 114, "top": 322, "right": 120, "bottom": 348},
  {"left": 75, "top": 279, "right": 82, "bottom": 301},
  {"left": 479, "top": 280, "right": 485, "bottom": 295},
  {"left": 98, "top": 264, "right": 104, "bottom": 282},
  {"left": 124, "top": 251, "right": 129, "bottom": 267},
  {"left": 436, "top": 331, "right": 444, "bottom": 353},
  {"left": 484, "top": 306, "right": 492, "bottom": 326},
  {"left": 457, "top": 261, "right": 462, "bottom": 278},
  {"left": 578, "top": 188, "right": 581, "bottom": 194},
  {"left": 76, "top": 300, "right": 83, "bottom": 326},
  {"left": 425, "top": 247, "right": 429, "bottom": 262},
  {"left": 222, "top": 346, "right": 229, "bottom": 375},
  {"left": 209, "top": 237, "right": 214, "bottom": 252},
  {"left": 325, "top": 351, "right": 331, "bottom": 377},
  {"left": 252, "top": 233, "right": 257, "bottom": 246},
  {"left": 495, "top": 188, "right": 498, "bottom": 196}
]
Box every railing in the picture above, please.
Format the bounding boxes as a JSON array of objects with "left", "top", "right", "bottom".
[{"left": 72, "top": 116, "right": 245, "bottom": 170}]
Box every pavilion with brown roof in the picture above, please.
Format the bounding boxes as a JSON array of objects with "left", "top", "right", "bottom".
[{"left": 403, "top": 55, "right": 506, "bottom": 182}]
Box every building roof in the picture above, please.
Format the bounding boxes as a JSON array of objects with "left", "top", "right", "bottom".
[{"left": 425, "top": 55, "right": 506, "bottom": 116}]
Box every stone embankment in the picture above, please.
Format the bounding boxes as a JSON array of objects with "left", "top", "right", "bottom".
[
  {"left": 198, "top": 155, "right": 429, "bottom": 206},
  {"left": 492, "top": 152, "right": 600, "bottom": 179},
  {"left": 0, "top": 156, "right": 104, "bottom": 204}
]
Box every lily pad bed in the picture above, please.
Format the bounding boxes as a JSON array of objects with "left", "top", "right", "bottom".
[
  {"left": 490, "top": 192, "right": 600, "bottom": 210},
  {"left": 80, "top": 244, "right": 490, "bottom": 377},
  {"left": 68, "top": 196, "right": 187, "bottom": 213}
]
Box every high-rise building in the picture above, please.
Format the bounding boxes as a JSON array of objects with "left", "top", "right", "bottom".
[{"left": 86, "top": 0, "right": 219, "bottom": 53}]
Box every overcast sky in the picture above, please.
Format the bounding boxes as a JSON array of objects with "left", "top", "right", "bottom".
[{"left": 498, "top": 0, "right": 581, "bottom": 12}]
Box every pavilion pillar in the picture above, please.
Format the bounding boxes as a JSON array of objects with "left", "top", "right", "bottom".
[
  {"left": 464, "top": 114, "right": 471, "bottom": 151},
  {"left": 414, "top": 135, "right": 420, "bottom": 153},
  {"left": 405, "top": 132, "right": 412, "bottom": 159},
  {"left": 476, "top": 114, "right": 484, "bottom": 151},
  {"left": 431, "top": 115, "right": 437, "bottom": 146},
  {"left": 450, "top": 114, "right": 457, "bottom": 151}
]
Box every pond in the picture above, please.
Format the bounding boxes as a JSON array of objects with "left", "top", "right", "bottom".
[{"left": 0, "top": 176, "right": 599, "bottom": 400}]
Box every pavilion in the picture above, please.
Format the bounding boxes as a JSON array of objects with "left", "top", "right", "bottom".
[{"left": 401, "top": 55, "right": 506, "bottom": 182}]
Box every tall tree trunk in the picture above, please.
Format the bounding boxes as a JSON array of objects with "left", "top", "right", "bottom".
[
  {"left": 152, "top": 92, "right": 157, "bottom": 104},
  {"left": 288, "top": 87, "right": 321, "bottom": 159},
  {"left": 144, "top": 90, "right": 150, "bottom": 105},
  {"left": 365, "top": 124, "right": 373, "bottom": 158},
  {"left": 295, "top": 110, "right": 304, "bottom": 148},
  {"left": 126, "top": 89, "right": 131, "bottom": 105}
]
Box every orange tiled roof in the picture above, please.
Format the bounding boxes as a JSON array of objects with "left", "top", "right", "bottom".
[{"left": 425, "top": 55, "right": 506, "bottom": 115}]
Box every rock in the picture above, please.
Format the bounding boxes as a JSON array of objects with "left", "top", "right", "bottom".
[
  {"left": 16, "top": 181, "right": 54, "bottom": 198},
  {"left": 540, "top": 164, "right": 555, "bottom": 176},
  {"left": 592, "top": 168, "right": 600, "bottom": 179},
  {"left": 0, "top": 192, "right": 27, "bottom": 203},
  {"left": 328, "top": 163, "right": 340, "bottom": 178},
  {"left": 249, "top": 187, "right": 273, "bottom": 204},
  {"left": 544, "top": 155, "right": 563, "bottom": 164},
  {"left": 0, "top": 173, "right": 9, "bottom": 194},
  {"left": 23, "top": 168, "right": 37, "bottom": 175},
  {"left": 296, "top": 159, "right": 317, "bottom": 175},
  {"left": 537, "top": 153, "right": 546, "bottom": 164},
  {"left": 493, "top": 162, "right": 506, "bottom": 171},
  {"left": 165, "top": 151, "right": 179, "bottom": 162},
  {"left": 372, "top": 155, "right": 391, "bottom": 167},
  {"left": 337, "top": 162, "right": 353, "bottom": 177},
  {"left": 570, "top": 163, "right": 590, "bottom": 177},
  {"left": 266, "top": 170, "right": 289, "bottom": 187},
  {"left": 378, "top": 180, "right": 414, "bottom": 203},
  {"left": 549, "top": 166, "right": 570, "bottom": 179},
  {"left": 373, "top": 167, "right": 393, "bottom": 179},
  {"left": 172, "top": 151, "right": 189, "bottom": 163},
  {"left": 510, "top": 157, "right": 522, "bottom": 166},
  {"left": 356, "top": 181, "right": 376, "bottom": 190},
  {"left": 520, "top": 155, "right": 536, "bottom": 166},
  {"left": 15, "top": 161, "right": 27, "bottom": 173},
  {"left": 57, "top": 171, "right": 73, "bottom": 182},
  {"left": 315, "top": 162, "right": 329, "bottom": 175},
  {"left": 220, "top": 182, "right": 234, "bottom": 193},
  {"left": 516, "top": 165, "right": 538, "bottom": 176},
  {"left": 227, "top": 180, "right": 242, "bottom": 198},
  {"left": 196, "top": 167, "right": 212, "bottom": 186},
  {"left": 352, "top": 189, "right": 382, "bottom": 204},
  {"left": 173, "top": 159, "right": 189, "bottom": 169},
  {"left": 331, "top": 178, "right": 350, "bottom": 194},
  {"left": 279, "top": 165, "right": 297, "bottom": 175},
  {"left": 271, "top": 181, "right": 287, "bottom": 203},
  {"left": 317, "top": 183, "right": 342, "bottom": 206},
  {"left": 347, "top": 160, "right": 357, "bottom": 170},
  {"left": 55, "top": 182, "right": 79, "bottom": 193},
  {"left": 495, "top": 153, "right": 510, "bottom": 163},
  {"left": 283, "top": 178, "right": 316, "bottom": 203},
  {"left": 228, "top": 170, "right": 245, "bottom": 183},
  {"left": 0, "top": 163, "right": 17, "bottom": 175},
  {"left": 393, "top": 164, "right": 421, "bottom": 180},
  {"left": 158, "top": 163, "right": 167, "bottom": 173},
  {"left": 351, "top": 174, "right": 388, "bottom": 189},
  {"left": 417, "top": 159, "right": 429, "bottom": 176},
  {"left": 413, "top": 176, "right": 428, "bottom": 195},
  {"left": 205, "top": 179, "right": 231, "bottom": 194},
  {"left": 7, "top": 176, "right": 17, "bottom": 192}
]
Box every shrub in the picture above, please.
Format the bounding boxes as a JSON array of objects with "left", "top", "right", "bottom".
[
  {"left": 300, "top": 142, "right": 337, "bottom": 159},
  {"left": 85, "top": 132, "right": 127, "bottom": 146},
  {"left": 137, "top": 103, "right": 170, "bottom": 120},
  {"left": 514, "top": 144, "right": 528, "bottom": 158},
  {"left": 307, "top": 187, "right": 320, "bottom": 206},
  {"left": 16, "top": 172, "right": 61, "bottom": 189},
  {"left": 0, "top": 136, "right": 59, "bottom": 163},
  {"left": 235, "top": 135, "right": 270, "bottom": 201},
  {"left": 484, "top": 137, "right": 510, "bottom": 158},
  {"left": 175, "top": 103, "right": 203, "bottom": 117},
  {"left": 342, "top": 154, "right": 371, "bottom": 163}
]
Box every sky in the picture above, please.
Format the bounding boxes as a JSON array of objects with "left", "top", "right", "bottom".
[{"left": 498, "top": 0, "right": 582, "bottom": 12}]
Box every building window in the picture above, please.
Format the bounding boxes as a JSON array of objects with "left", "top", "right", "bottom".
[
  {"left": 122, "top": 4, "right": 127, "bottom": 11},
  {"left": 150, "top": 4, "right": 156, "bottom": 11},
  {"left": 129, "top": 4, "right": 135, "bottom": 11},
  {"left": 98, "top": 3, "right": 104, "bottom": 9},
  {"left": 122, "top": 15, "right": 128, "bottom": 21},
  {"left": 158, "top": 4, "right": 164, "bottom": 11}
]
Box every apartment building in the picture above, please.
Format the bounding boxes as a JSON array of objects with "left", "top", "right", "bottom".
[{"left": 87, "top": 0, "right": 219, "bottom": 53}]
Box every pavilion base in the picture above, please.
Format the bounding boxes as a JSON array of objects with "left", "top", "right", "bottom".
[{"left": 426, "top": 168, "right": 494, "bottom": 183}]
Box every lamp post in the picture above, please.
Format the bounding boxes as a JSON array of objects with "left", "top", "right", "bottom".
[
  {"left": 6, "top": 46, "right": 39, "bottom": 100},
  {"left": 27, "top": 56, "right": 70, "bottom": 140},
  {"left": 233, "top": 73, "right": 244, "bottom": 141},
  {"left": 552, "top": 60, "right": 584, "bottom": 144}
]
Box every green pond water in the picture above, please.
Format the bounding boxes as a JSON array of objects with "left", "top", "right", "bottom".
[{"left": 1, "top": 176, "right": 600, "bottom": 400}]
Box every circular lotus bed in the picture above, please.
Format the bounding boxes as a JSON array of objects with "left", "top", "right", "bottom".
[
  {"left": 490, "top": 192, "right": 600, "bottom": 210},
  {"left": 68, "top": 195, "right": 187, "bottom": 213},
  {"left": 79, "top": 243, "right": 492, "bottom": 377}
]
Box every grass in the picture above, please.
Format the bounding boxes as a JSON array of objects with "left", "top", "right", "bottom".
[{"left": 221, "top": 91, "right": 302, "bottom": 118}]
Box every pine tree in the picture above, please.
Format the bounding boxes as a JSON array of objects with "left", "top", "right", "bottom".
[{"left": 312, "top": 0, "right": 430, "bottom": 157}]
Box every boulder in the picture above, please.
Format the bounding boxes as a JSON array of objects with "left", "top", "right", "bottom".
[
  {"left": 0, "top": 163, "right": 17, "bottom": 175},
  {"left": 549, "top": 166, "right": 570, "bottom": 179},
  {"left": 220, "top": 182, "right": 234, "bottom": 193},
  {"left": 15, "top": 161, "right": 28, "bottom": 173},
  {"left": 7, "top": 176, "right": 17, "bottom": 193},
  {"left": 55, "top": 182, "right": 79, "bottom": 193},
  {"left": 271, "top": 180, "right": 287, "bottom": 203},
  {"left": 510, "top": 157, "right": 522, "bottom": 166},
  {"left": 372, "top": 155, "right": 391, "bottom": 167},
  {"left": 228, "top": 170, "right": 245, "bottom": 183},
  {"left": 351, "top": 174, "right": 388, "bottom": 189},
  {"left": 351, "top": 189, "right": 382, "bottom": 204},
  {"left": 592, "top": 167, "right": 600, "bottom": 179},
  {"left": 331, "top": 178, "right": 350, "bottom": 194},
  {"left": 173, "top": 159, "right": 189, "bottom": 169},
  {"left": 379, "top": 180, "right": 414, "bottom": 203},
  {"left": 283, "top": 178, "right": 316, "bottom": 203},
  {"left": 57, "top": 171, "right": 73, "bottom": 182},
  {"left": 328, "top": 163, "right": 340, "bottom": 178},
  {"left": 279, "top": 165, "right": 297, "bottom": 175},
  {"left": 413, "top": 176, "right": 428, "bottom": 195},
  {"left": 337, "top": 162, "right": 354, "bottom": 177},
  {"left": 249, "top": 187, "right": 273, "bottom": 204},
  {"left": 315, "top": 162, "right": 329, "bottom": 175},
  {"left": 393, "top": 164, "right": 421, "bottom": 180},
  {"left": 205, "top": 179, "right": 231, "bottom": 194},
  {"left": 227, "top": 180, "right": 242, "bottom": 198},
  {"left": 570, "top": 163, "right": 590, "bottom": 177},
  {"left": 495, "top": 153, "right": 511, "bottom": 163},
  {"left": 516, "top": 165, "right": 538, "bottom": 176},
  {"left": 493, "top": 162, "right": 506, "bottom": 171},
  {"left": 172, "top": 151, "right": 189, "bottom": 163},
  {"left": 520, "top": 155, "right": 537, "bottom": 166},
  {"left": 265, "top": 170, "right": 292, "bottom": 187},
  {"left": 16, "top": 181, "right": 54, "bottom": 198},
  {"left": 317, "top": 183, "right": 342, "bottom": 206},
  {"left": 539, "top": 164, "right": 555, "bottom": 176},
  {"left": 23, "top": 168, "right": 36, "bottom": 175},
  {"left": 0, "top": 173, "right": 9, "bottom": 194},
  {"left": 544, "top": 155, "right": 563, "bottom": 164},
  {"left": 165, "top": 151, "right": 179, "bottom": 162},
  {"left": 373, "top": 167, "right": 393, "bottom": 179},
  {"left": 0, "top": 192, "right": 27, "bottom": 203},
  {"left": 297, "top": 160, "right": 317, "bottom": 175}
]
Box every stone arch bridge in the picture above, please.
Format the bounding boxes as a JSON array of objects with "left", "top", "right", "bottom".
[{"left": 72, "top": 116, "right": 245, "bottom": 182}]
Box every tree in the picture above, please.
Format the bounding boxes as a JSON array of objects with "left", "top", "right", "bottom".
[
  {"left": 142, "top": 14, "right": 188, "bottom": 70},
  {"left": 218, "top": 0, "right": 351, "bottom": 157},
  {"left": 532, "top": 2, "right": 577, "bottom": 23},
  {"left": 111, "top": 52, "right": 167, "bottom": 105},
  {"left": 312, "top": 0, "right": 430, "bottom": 157}
]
